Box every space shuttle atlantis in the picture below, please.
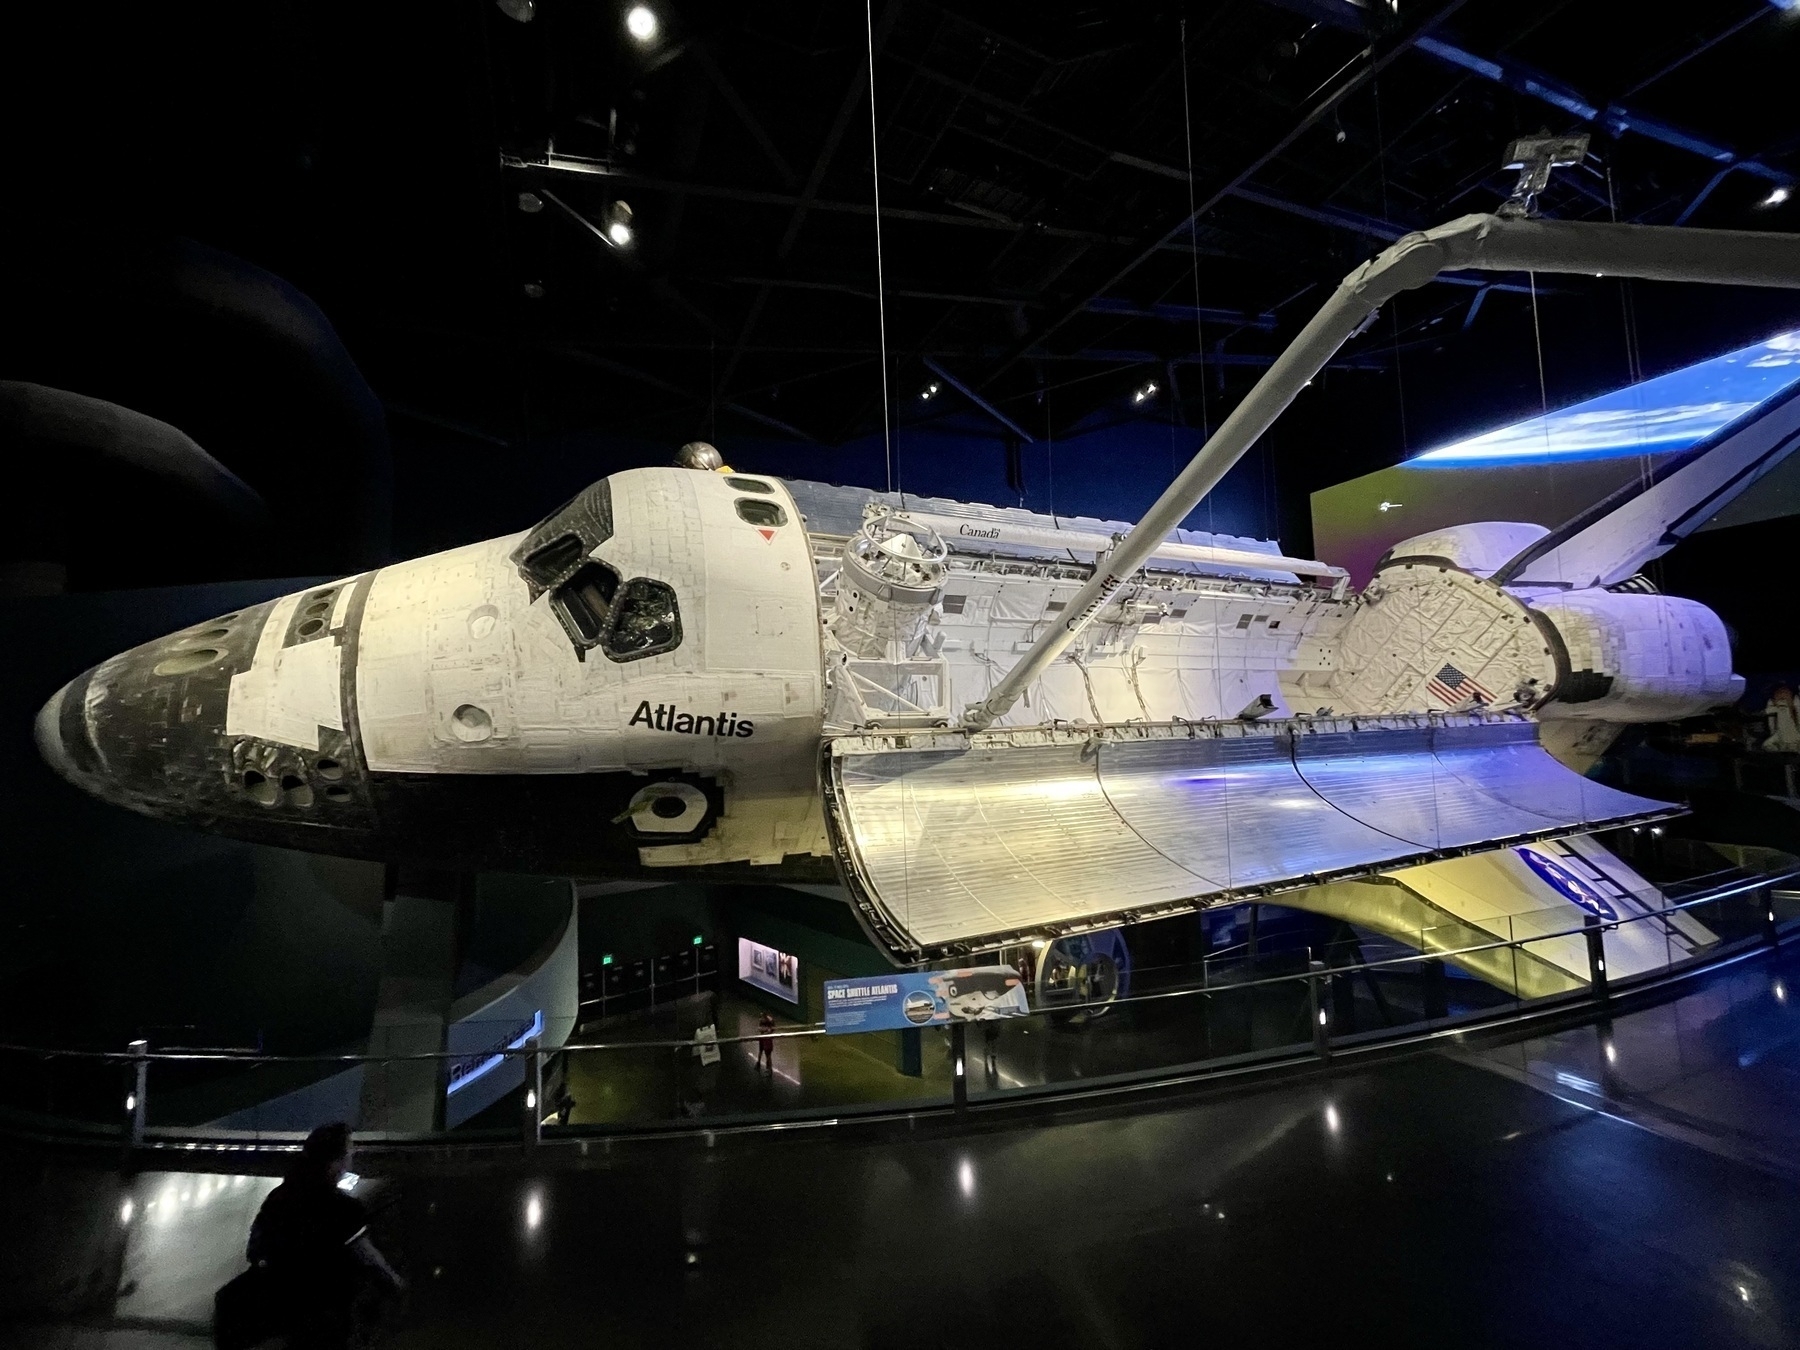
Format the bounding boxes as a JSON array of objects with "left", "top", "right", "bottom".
[{"left": 37, "top": 202, "right": 1800, "bottom": 971}]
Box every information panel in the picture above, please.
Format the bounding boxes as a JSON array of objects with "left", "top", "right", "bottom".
[
  {"left": 823, "top": 966, "right": 1029, "bottom": 1034},
  {"left": 738, "top": 938, "right": 800, "bottom": 1003}
]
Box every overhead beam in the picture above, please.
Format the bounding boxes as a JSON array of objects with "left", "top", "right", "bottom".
[
  {"left": 717, "top": 0, "right": 908, "bottom": 406},
  {"left": 504, "top": 153, "right": 1135, "bottom": 245},
  {"left": 713, "top": 274, "right": 1279, "bottom": 328},
  {"left": 1256, "top": 0, "right": 1788, "bottom": 183},
  {"left": 1085, "top": 297, "right": 1279, "bottom": 329},
  {"left": 542, "top": 345, "right": 818, "bottom": 441},
  {"left": 976, "top": 0, "right": 1476, "bottom": 390},
  {"left": 691, "top": 46, "right": 799, "bottom": 189},
  {"left": 922, "top": 355, "right": 1036, "bottom": 441},
  {"left": 1069, "top": 347, "right": 1385, "bottom": 371}
]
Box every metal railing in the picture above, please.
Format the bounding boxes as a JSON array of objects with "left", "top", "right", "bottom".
[{"left": 1, "top": 863, "right": 1793, "bottom": 1157}]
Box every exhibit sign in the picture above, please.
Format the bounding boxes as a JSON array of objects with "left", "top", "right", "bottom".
[
  {"left": 738, "top": 937, "right": 800, "bottom": 1003},
  {"left": 823, "top": 966, "right": 1030, "bottom": 1034},
  {"left": 692, "top": 1024, "right": 721, "bottom": 1065}
]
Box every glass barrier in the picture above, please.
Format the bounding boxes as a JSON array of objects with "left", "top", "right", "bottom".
[{"left": 1, "top": 867, "right": 1793, "bottom": 1149}]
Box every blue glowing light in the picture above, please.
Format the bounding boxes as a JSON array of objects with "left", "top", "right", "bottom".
[
  {"left": 1516, "top": 846, "right": 1617, "bottom": 920},
  {"left": 1408, "top": 329, "right": 1800, "bottom": 467},
  {"left": 445, "top": 1009, "right": 545, "bottom": 1096}
]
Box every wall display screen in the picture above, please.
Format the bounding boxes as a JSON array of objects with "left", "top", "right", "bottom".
[
  {"left": 1313, "top": 328, "right": 1800, "bottom": 583},
  {"left": 738, "top": 938, "right": 799, "bottom": 1003},
  {"left": 1409, "top": 329, "right": 1800, "bottom": 468}
]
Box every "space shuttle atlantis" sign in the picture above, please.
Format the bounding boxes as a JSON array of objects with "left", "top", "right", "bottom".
[{"left": 823, "top": 966, "right": 1030, "bottom": 1034}]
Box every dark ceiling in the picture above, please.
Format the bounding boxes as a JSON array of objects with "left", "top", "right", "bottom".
[{"left": 6, "top": 0, "right": 1800, "bottom": 556}]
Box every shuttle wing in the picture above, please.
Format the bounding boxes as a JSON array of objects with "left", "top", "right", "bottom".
[{"left": 824, "top": 714, "right": 1676, "bottom": 960}]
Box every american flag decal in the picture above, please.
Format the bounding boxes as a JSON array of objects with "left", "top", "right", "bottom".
[{"left": 1427, "top": 662, "right": 1493, "bottom": 707}]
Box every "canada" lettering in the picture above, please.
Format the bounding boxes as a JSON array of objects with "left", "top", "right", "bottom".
[{"left": 629, "top": 701, "right": 755, "bottom": 738}]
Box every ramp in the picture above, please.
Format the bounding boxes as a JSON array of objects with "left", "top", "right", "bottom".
[{"left": 823, "top": 714, "right": 1679, "bottom": 960}]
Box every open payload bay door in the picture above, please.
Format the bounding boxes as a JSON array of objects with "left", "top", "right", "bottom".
[{"left": 823, "top": 714, "right": 1681, "bottom": 962}]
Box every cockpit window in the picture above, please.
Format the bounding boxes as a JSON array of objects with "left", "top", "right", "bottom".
[
  {"left": 727, "top": 477, "right": 775, "bottom": 494},
  {"left": 603, "top": 578, "right": 682, "bottom": 661},
  {"left": 511, "top": 479, "right": 613, "bottom": 600},
  {"left": 544, "top": 564, "right": 679, "bottom": 662},
  {"left": 515, "top": 478, "right": 681, "bottom": 662},
  {"left": 735, "top": 498, "right": 787, "bottom": 528},
  {"left": 551, "top": 561, "right": 620, "bottom": 646}
]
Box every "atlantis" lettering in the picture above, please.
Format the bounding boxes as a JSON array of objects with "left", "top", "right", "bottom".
[{"left": 628, "top": 701, "right": 755, "bottom": 738}]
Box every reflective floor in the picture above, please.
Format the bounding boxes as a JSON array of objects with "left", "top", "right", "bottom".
[{"left": 5, "top": 944, "right": 1800, "bottom": 1349}]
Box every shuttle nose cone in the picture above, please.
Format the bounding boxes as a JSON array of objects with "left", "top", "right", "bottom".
[
  {"left": 30, "top": 589, "right": 381, "bottom": 849},
  {"left": 34, "top": 673, "right": 89, "bottom": 793}
]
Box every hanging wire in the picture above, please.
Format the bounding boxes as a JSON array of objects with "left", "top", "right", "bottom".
[
  {"left": 1606, "top": 162, "right": 1657, "bottom": 526},
  {"left": 1527, "top": 270, "right": 1573, "bottom": 590},
  {"left": 1373, "top": 79, "right": 1409, "bottom": 455},
  {"left": 1180, "top": 19, "right": 1234, "bottom": 885},
  {"left": 1179, "top": 18, "right": 1211, "bottom": 442},
  {"left": 865, "top": 0, "right": 894, "bottom": 494}
]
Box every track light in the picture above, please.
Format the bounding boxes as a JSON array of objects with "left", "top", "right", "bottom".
[
  {"left": 920, "top": 382, "right": 941, "bottom": 401},
  {"left": 1132, "top": 380, "right": 1158, "bottom": 404},
  {"left": 603, "top": 200, "right": 635, "bottom": 248},
  {"left": 626, "top": 5, "right": 657, "bottom": 40}
]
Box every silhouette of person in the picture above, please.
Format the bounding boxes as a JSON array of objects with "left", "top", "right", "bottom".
[
  {"left": 757, "top": 1011, "right": 776, "bottom": 1072},
  {"left": 245, "top": 1122, "right": 403, "bottom": 1348}
]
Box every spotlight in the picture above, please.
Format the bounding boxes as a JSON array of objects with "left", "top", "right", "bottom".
[
  {"left": 1762, "top": 185, "right": 1792, "bottom": 208},
  {"left": 495, "top": 0, "right": 535, "bottom": 21},
  {"left": 920, "top": 382, "right": 941, "bottom": 401},
  {"left": 602, "top": 200, "right": 635, "bottom": 248},
  {"left": 521, "top": 281, "right": 546, "bottom": 299},
  {"left": 1131, "top": 380, "right": 1159, "bottom": 404},
  {"left": 626, "top": 5, "right": 657, "bottom": 40},
  {"left": 517, "top": 191, "right": 544, "bottom": 214}
]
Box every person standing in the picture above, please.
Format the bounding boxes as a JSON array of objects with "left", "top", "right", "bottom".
[
  {"left": 241, "top": 1122, "right": 404, "bottom": 1349},
  {"left": 756, "top": 1010, "right": 776, "bottom": 1072}
]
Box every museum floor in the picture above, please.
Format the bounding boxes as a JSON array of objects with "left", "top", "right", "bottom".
[{"left": 5, "top": 940, "right": 1800, "bottom": 1349}]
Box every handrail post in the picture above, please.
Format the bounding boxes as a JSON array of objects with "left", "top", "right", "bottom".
[
  {"left": 1584, "top": 915, "right": 1609, "bottom": 1000},
  {"left": 1308, "top": 959, "right": 1330, "bottom": 1060},
  {"left": 522, "top": 1037, "right": 542, "bottom": 1150},
  {"left": 951, "top": 1023, "right": 968, "bottom": 1114},
  {"left": 122, "top": 1039, "right": 148, "bottom": 1168}
]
